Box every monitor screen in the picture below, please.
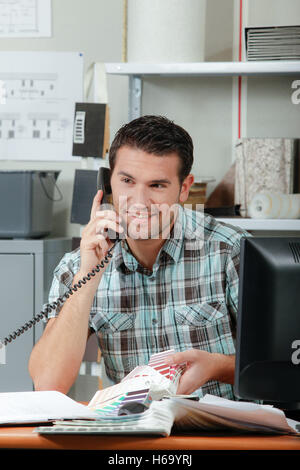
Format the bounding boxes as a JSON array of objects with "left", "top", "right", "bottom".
[{"left": 234, "top": 237, "right": 300, "bottom": 411}]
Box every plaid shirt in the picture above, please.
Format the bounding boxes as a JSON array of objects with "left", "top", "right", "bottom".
[{"left": 46, "top": 206, "right": 250, "bottom": 399}]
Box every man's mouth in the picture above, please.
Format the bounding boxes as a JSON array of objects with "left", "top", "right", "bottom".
[
  {"left": 127, "top": 212, "right": 153, "bottom": 221},
  {"left": 127, "top": 210, "right": 158, "bottom": 218}
]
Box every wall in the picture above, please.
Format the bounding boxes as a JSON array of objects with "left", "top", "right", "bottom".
[
  {"left": 0, "top": 0, "right": 237, "bottom": 240},
  {"left": 0, "top": 0, "right": 127, "bottom": 239},
  {"left": 139, "top": 0, "right": 300, "bottom": 199},
  {"left": 0, "top": 0, "right": 299, "bottom": 400},
  {"left": 120, "top": 0, "right": 236, "bottom": 205},
  {"left": 0, "top": 0, "right": 299, "bottom": 239},
  {"left": 245, "top": 0, "right": 300, "bottom": 138}
]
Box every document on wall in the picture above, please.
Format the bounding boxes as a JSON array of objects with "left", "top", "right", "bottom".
[
  {"left": 0, "top": 0, "right": 52, "bottom": 38},
  {"left": 0, "top": 51, "right": 83, "bottom": 161}
]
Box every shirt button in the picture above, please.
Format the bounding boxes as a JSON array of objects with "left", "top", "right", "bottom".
[{"left": 152, "top": 318, "right": 158, "bottom": 325}]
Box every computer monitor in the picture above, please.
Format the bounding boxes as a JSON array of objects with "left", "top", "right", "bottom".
[{"left": 234, "top": 237, "right": 300, "bottom": 412}]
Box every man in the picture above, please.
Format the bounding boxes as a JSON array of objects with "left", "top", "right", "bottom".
[{"left": 29, "top": 115, "right": 248, "bottom": 399}]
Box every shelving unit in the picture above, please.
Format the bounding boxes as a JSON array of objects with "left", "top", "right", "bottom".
[
  {"left": 105, "top": 60, "right": 300, "bottom": 118},
  {"left": 105, "top": 61, "right": 300, "bottom": 233},
  {"left": 105, "top": 61, "right": 300, "bottom": 77},
  {"left": 215, "top": 217, "right": 300, "bottom": 232}
]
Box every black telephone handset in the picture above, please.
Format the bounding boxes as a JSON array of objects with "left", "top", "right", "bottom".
[
  {"left": 97, "top": 167, "right": 120, "bottom": 242},
  {"left": 97, "top": 166, "right": 111, "bottom": 205},
  {"left": 1, "top": 167, "right": 120, "bottom": 347}
]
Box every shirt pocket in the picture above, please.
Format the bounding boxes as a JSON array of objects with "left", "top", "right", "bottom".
[
  {"left": 91, "top": 310, "right": 136, "bottom": 334},
  {"left": 174, "top": 301, "right": 228, "bottom": 326},
  {"left": 173, "top": 301, "right": 235, "bottom": 356}
]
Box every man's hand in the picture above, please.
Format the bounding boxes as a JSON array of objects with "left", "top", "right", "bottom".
[
  {"left": 164, "top": 349, "right": 235, "bottom": 395},
  {"left": 79, "top": 189, "right": 124, "bottom": 275}
]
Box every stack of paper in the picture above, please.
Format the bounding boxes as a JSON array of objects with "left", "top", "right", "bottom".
[
  {"left": 0, "top": 391, "right": 97, "bottom": 425},
  {"left": 172, "top": 395, "right": 300, "bottom": 435},
  {"left": 34, "top": 394, "right": 300, "bottom": 437},
  {"left": 245, "top": 26, "right": 300, "bottom": 61},
  {"left": 36, "top": 400, "right": 177, "bottom": 437}
]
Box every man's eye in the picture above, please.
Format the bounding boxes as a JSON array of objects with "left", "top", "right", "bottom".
[
  {"left": 122, "top": 178, "right": 132, "bottom": 183},
  {"left": 151, "top": 184, "right": 164, "bottom": 188}
]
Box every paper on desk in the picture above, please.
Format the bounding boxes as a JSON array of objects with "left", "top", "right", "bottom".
[
  {"left": 0, "top": 391, "right": 97, "bottom": 425},
  {"left": 171, "top": 394, "right": 300, "bottom": 435},
  {"left": 35, "top": 400, "right": 177, "bottom": 437}
]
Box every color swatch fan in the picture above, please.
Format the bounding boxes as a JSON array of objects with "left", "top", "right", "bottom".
[
  {"left": 123, "top": 349, "right": 186, "bottom": 399},
  {"left": 88, "top": 350, "right": 186, "bottom": 416}
]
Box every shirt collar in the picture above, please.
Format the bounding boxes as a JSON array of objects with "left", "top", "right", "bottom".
[{"left": 113, "top": 204, "right": 186, "bottom": 274}]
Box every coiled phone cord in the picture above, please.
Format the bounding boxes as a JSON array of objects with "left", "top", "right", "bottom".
[{"left": 1, "top": 243, "right": 117, "bottom": 347}]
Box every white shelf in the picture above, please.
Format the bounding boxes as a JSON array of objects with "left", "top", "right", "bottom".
[
  {"left": 216, "top": 218, "right": 300, "bottom": 231},
  {"left": 105, "top": 61, "right": 300, "bottom": 77}
]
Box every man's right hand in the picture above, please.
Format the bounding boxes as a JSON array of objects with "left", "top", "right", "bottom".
[{"left": 79, "top": 189, "right": 124, "bottom": 276}]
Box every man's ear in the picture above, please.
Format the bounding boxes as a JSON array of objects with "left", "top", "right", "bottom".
[{"left": 179, "top": 174, "right": 194, "bottom": 204}]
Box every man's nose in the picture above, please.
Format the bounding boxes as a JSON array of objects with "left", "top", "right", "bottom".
[{"left": 131, "top": 186, "right": 150, "bottom": 208}]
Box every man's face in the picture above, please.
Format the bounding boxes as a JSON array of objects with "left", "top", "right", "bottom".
[{"left": 110, "top": 146, "right": 193, "bottom": 240}]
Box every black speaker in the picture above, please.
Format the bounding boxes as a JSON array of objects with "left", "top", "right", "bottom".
[
  {"left": 71, "top": 169, "right": 98, "bottom": 225},
  {"left": 72, "top": 103, "right": 109, "bottom": 158}
]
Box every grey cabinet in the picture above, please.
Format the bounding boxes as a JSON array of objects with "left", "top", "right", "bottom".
[{"left": 0, "top": 238, "right": 72, "bottom": 392}]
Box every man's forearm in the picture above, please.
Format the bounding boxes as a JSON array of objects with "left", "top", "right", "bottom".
[
  {"left": 212, "top": 353, "right": 235, "bottom": 385},
  {"left": 28, "top": 271, "right": 102, "bottom": 393}
]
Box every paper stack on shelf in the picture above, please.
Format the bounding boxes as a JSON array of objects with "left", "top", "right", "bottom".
[{"left": 245, "top": 25, "right": 300, "bottom": 61}]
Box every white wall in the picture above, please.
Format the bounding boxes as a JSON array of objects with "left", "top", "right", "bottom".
[
  {"left": 0, "top": 0, "right": 236, "bottom": 240},
  {"left": 0, "top": 0, "right": 127, "bottom": 238},
  {"left": 245, "top": 0, "right": 300, "bottom": 138},
  {"left": 247, "top": 0, "right": 300, "bottom": 26},
  {"left": 1, "top": 0, "right": 297, "bottom": 400},
  {"left": 0, "top": 0, "right": 299, "bottom": 242},
  {"left": 132, "top": 0, "right": 236, "bottom": 200}
]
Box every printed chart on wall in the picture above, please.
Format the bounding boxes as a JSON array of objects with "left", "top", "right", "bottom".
[
  {"left": 0, "top": 51, "right": 83, "bottom": 161},
  {"left": 0, "top": 0, "right": 51, "bottom": 38}
]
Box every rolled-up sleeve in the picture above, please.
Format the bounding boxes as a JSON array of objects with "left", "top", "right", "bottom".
[{"left": 42, "top": 248, "right": 81, "bottom": 322}]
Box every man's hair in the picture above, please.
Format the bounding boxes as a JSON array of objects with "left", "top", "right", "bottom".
[{"left": 109, "top": 115, "right": 194, "bottom": 185}]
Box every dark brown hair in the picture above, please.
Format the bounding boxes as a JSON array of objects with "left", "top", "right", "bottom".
[{"left": 109, "top": 115, "right": 194, "bottom": 185}]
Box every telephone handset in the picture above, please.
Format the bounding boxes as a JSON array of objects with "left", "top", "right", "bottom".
[
  {"left": 97, "top": 167, "right": 120, "bottom": 242},
  {"left": 1, "top": 167, "right": 120, "bottom": 347}
]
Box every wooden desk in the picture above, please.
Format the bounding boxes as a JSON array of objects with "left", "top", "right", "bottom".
[{"left": 0, "top": 425, "right": 299, "bottom": 451}]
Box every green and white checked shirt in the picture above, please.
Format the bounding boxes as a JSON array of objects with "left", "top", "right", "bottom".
[{"left": 46, "top": 206, "right": 250, "bottom": 399}]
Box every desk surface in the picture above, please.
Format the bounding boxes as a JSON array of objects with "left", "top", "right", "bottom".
[{"left": 0, "top": 426, "right": 300, "bottom": 450}]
